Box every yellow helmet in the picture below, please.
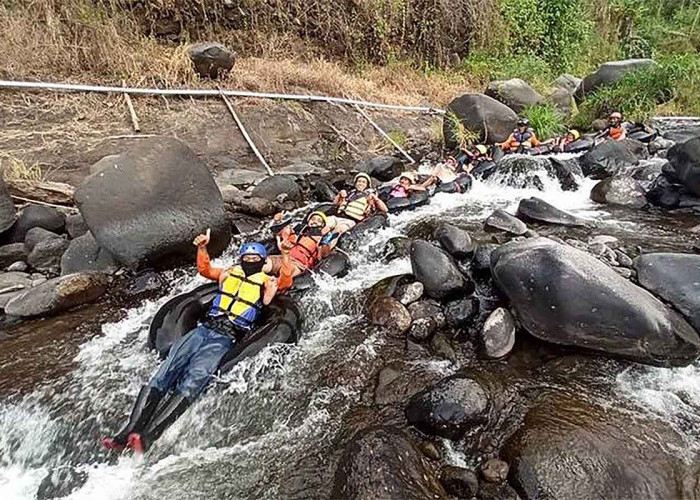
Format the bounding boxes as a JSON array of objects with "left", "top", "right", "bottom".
[
  {"left": 475, "top": 144, "right": 488, "bottom": 155},
  {"left": 568, "top": 129, "right": 580, "bottom": 141},
  {"left": 307, "top": 211, "right": 328, "bottom": 226}
]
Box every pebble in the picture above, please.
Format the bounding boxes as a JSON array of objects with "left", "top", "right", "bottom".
[
  {"left": 480, "top": 459, "right": 510, "bottom": 483},
  {"left": 615, "top": 250, "right": 633, "bottom": 268},
  {"left": 614, "top": 267, "right": 633, "bottom": 279},
  {"left": 7, "top": 261, "right": 28, "bottom": 272}
]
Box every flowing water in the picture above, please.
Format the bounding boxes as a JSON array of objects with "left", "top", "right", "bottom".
[{"left": 1, "top": 157, "right": 699, "bottom": 499}]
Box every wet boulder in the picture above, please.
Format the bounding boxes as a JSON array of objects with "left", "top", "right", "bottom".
[
  {"left": 435, "top": 223, "right": 473, "bottom": 259},
  {"left": 395, "top": 281, "right": 424, "bottom": 306},
  {"left": 220, "top": 186, "right": 279, "bottom": 217},
  {"left": 5, "top": 271, "right": 108, "bottom": 318},
  {"left": 472, "top": 244, "right": 499, "bottom": 273},
  {"left": 480, "top": 307, "right": 516, "bottom": 359},
  {"left": 24, "top": 227, "right": 60, "bottom": 253},
  {"left": 75, "top": 137, "right": 230, "bottom": 269},
  {"left": 0, "top": 176, "right": 16, "bottom": 235},
  {"left": 0, "top": 243, "right": 27, "bottom": 268},
  {"left": 384, "top": 236, "right": 412, "bottom": 261},
  {"left": 9, "top": 204, "right": 65, "bottom": 243},
  {"left": 374, "top": 361, "right": 445, "bottom": 406},
  {"left": 580, "top": 139, "right": 647, "bottom": 179},
  {"left": 490, "top": 238, "right": 700, "bottom": 366},
  {"left": 440, "top": 466, "right": 479, "bottom": 499},
  {"left": 574, "top": 59, "right": 656, "bottom": 101},
  {"left": 666, "top": 137, "right": 700, "bottom": 197},
  {"left": 590, "top": 175, "right": 647, "bottom": 208},
  {"left": 444, "top": 298, "right": 478, "bottom": 329},
  {"left": 331, "top": 426, "right": 447, "bottom": 500},
  {"left": 189, "top": 42, "right": 235, "bottom": 79},
  {"left": 444, "top": 94, "right": 517, "bottom": 147},
  {"left": 485, "top": 78, "right": 544, "bottom": 113},
  {"left": 27, "top": 237, "right": 69, "bottom": 272},
  {"left": 645, "top": 174, "right": 684, "bottom": 209},
  {"left": 484, "top": 209, "right": 527, "bottom": 235},
  {"left": 368, "top": 296, "right": 412, "bottom": 333},
  {"left": 489, "top": 155, "right": 578, "bottom": 191},
  {"left": 361, "top": 156, "right": 404, "bottom": 182},
  {"left": 410, "top": 240, "right": 469, "bottom": 299},
  {"left": 635, "top": 253, "right": 700, "bottom": 331},
  {"left": 61, "top": 232, "right": 118, "bottom": 276},
  {"left": 65, "top": 213, "right": 88, "bottom": 239},
  {"left": 405, "top": 375, "right": 489, "bottom": 440},
  {"left": 251, "top": 174, "right": 303, "bottom": 203},
  {"left": 516, "top": 197, "right": 587, "bottom": 227}
]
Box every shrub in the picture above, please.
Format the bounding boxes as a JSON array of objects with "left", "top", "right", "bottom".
[{"left": 522, "top": 104, "right": 566, "bottom": 140}]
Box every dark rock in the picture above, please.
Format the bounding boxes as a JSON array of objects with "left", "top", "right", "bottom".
[
  {"left": 485, "top": 78, "right": 544, "bottom": 113},
  {"left": 251, "top": 174, "right": 303, "bottom": 203},
  {"left": 384, "top": 236, "right": 412, "bottom": 261},
  {"left": 0, "top": 176, "right": 16, "bottom": 234},
  {"left": 411, "top": 240, "right": 469, "bottom": 299},
  {"left": 9, "top": 205, "right": 66, "bottom": 242},
  {"left": 444, "top": 298, "right": 478, "bottom": 328},
  {"left": 628, "top": 159, "right": 665, "bottom": 189},
  {"left": 409, "top": 318, "right": 437, "bottom": 342},
  {"left": 312, "top": 179, "right": 337, "bottom": 202},
  {"left": 430, "top": 333, "right": 457, "bottom": 362},
  {"left": 5, "top": 272, "right": 108, "bottom": 318},
  {"left": 408, "top": 300, "right": 446, "bottom": 328},
  {"left": 123, "top": 270, "right": 164, "bottom": 297},
  {"left": 444, "top": 94, "right": 518, "bottom": 147},
  {"left": 667, "top": 137, "right": 700, "bottom": 197},
  {"left": 580, "top": 140, "right": 646, "bottom": 179},
  {"left": 395, "top": 281, "right": 424, "bottom": 305},
  {"left": 473, "top": 244, "right": 499, "bottom": 273},
  {"left": 0, "top": 243, "right": 27, "bottom": 268},
  {"left": 361, "top": 156, "right": 404, "bottom": 182},
  {"left": 648, "top": 136, "right": 675, "bottom": 154},
  {"left": 189, "top": 42, "right": 235, "bottom": 79},
  {"left": 435, "top": 223, "right": 473, "bottom": 259},
  {"left": 481, "top": 307, "right": 516, "bottom": 359},
  {"left": 440, "top": 466, "right": 479, "bottom": 499},
  {"left": 221, "top": 186, "right": 279, "bottom": 217},
  {"left": 28, "top": 238, "right": 69, "bottom": 272},
  {"left": 480, "top": 459, "right": 509, "bottom": 484},
  {"left": 61, "top": 232, "right": 118, "bottom": 275},
  {"left": 516, "top": 197, "right": 588, "bottom": 227},
  {"left": 368, "top": 296, "right": 412, "bottom": 332},
  {"left": 477, "top": 482, "right": 521, "bottom": 500},
  {"left": 574, "top": 59, "right": 656, "bottom": 101},
  {"left": 485, "top": 209, "right": 527, "bottom": 235},
  {"left": 645, "top": 174, "right": 684, "bottom": 209},
  {"left": 405, "top": 375, "right": 489, "bottom": 440},
  {"left": 418, "top": 441, "right": 441, "bottom": 461},
  {"left": 65, "top": 213, "right": 88, "bottom": 239},
  {"left": 489, "top": 155, "right": 579, "bottom": 191},
  {"left": 635, "top": 253, "right": 700, "bottom": 331},
  {"left": 590, "top": 175, "right": 647, "bottom": 208},
  {"left": 331, "top": 427, "right": 447, "bottom": 500},
  {"left": 24, "top": 227, "right": 60, "bottom": 252},
  {"left": 374, "top": 362, "right": 443, "bottom": 405},
  {"left": 75, "top": 137, "right": 230, "bottom": 269},
  {"left": 490, "top": 238, "right": 700, "bottom": 366}
]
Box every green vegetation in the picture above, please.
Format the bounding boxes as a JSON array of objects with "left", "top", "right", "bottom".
[
  {"left": 522, "top": 104, "right": 566, "bottom": 141},
  {"left": 445, "top": 111, "right": 481, "bottom": 149}
]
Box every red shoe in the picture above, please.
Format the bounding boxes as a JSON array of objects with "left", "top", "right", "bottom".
[
  {"left": 127, "top": 433, "right": 146, "bottom": 455},
  {"left": 101, "top": 437, "right": 126, "bottom": 451}
]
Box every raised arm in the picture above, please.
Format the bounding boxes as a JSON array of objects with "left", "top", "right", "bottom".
[{"left": 194, "top": 229, "right": 224, "bottom": 281}]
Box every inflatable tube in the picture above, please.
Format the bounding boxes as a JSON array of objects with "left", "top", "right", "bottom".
[
  {"left": 564, "top": 137, "right": 595, "bottom": 153},
  {"left": 338, "top": 213, "right": 389, "bottom": 251},
  {"left": 628, "top": 129, "right": 658, "bottom": 143},
  {"left": 148, "top": 283, "right": 302, "bottom": 371},
  {"left": 290, "top": 250, "right": 351, "bottom": 290},
  {"left": 433, "top": 174, "right": 473, "bottom": 194},
  {"left": 471, "top": 161, "right": 498, "bottom": 180},
  {"left": 385, "top": 191, "right": 430, "bottom": 213}
]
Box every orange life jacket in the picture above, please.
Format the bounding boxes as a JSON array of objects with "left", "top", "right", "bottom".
[
  {"left": 505, "top": 130, "right": 534, "bottom": 150},
  {"left": 289, "top": 233, "right": 321, "bottom": 269},
  {"left": 609, "top": 125, "right": 625, "bottom": 141}
]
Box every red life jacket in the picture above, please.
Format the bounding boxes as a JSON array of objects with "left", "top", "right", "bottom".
[
  {"left": 506, "top": 130, "right": 534, "bottom": 150},
  {"left": 290, "top": 233, "right": 321, "bottom": 269},
  {"left": 609, "top": 125, "right": 624, "bottom": 141}
]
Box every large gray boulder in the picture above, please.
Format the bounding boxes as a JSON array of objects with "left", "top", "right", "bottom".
[
  {"left": 484, "top": 209, "right": 527, "bottom": 235},
  {"left": 485, "top": 78, "right": 544, "bottom": 113},
  {"left": 574, "top": 59, "right": 656, "bottom": 101},
  {"left": 250, "top": 175, "right": 303, "bottom": 202},
  {"left": 75, "top": 137, "right": 230, "bottom": 269},
  {"left": 0, "top": 176, "right": 16, "bottom": 235},
  {"left": 580, "top": 139, "right": 647, "bottom": 179},
  {"left": 61, "top": 232, "right": 118, "bottom": 276},
  {"left": 635, "top": 253, "right": 700, "bottom": 331},
  {"left": 27, "top": 237, "right": 69, "bottom": 272},
  {"left": 490, "top": 238, "right": 700, "bottom": 366},
  {"left": 0, "top": 271, "right": 33, "bottom": 308},
  {"left": 5, "top": 272, "right": 108, "bottom": 318},
  {"left": 516, "top": 197, "right": 587, "bottom": 227},
  {"left": 590, "top": 175, "right": 647, "bottom": 208},
  {"left": 553, "top": 74, "right": 581, "bottom": 94},
  {"left": 359, "top": 156, "right": 404, "bottom": 182},
  {"left": 444, "top": 93, "right": 518, "bottom": 147},
  {"left": 434, "top": 223, "right": 473, "bottom": 259},
  {"left": 667, "top": 137, "right": 700, "bottom": 197},
  {"left": 189, "top": 42, "right": 235, "bottom": 79},
  {"left": 410, "top": 239, "right": 468, "bottom": 299},
  {"left": 331, "top": 427, "right": 447, "bottom": 500}
]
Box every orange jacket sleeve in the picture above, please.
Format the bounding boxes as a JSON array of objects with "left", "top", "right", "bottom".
[
  {"left": 530, "top": 134, "right": 541, "bottom": 147},
  {"left": 276, "top": 258, "right": 295, "bottom": 292},
  {"left": 196, "top": 246, "right": 223, "bottom": 281}
]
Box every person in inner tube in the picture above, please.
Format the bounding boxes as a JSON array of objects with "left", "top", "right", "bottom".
[
  {"left": 498, "top": 118, "right": 541, "bottom": 153},
  {"left": 460, "top": 144, "right": 492, "bottom": 172},
  {"left": 389, "top": 172, "right": 426, "bottom": 198},
  {"left": 267, "top": 210, "right": 352, "bottom": 280},
  {"left": 550, "top": 129, "right": 581, "bottom": 153},
  {"left": 598, "top": 111, "right": 627, "bottom": 142},
  {"left": 420, "top": 156, "right": 464, "bottom": 189},
  {"left": 333, "top": 172, "right": 388, "bottom": 224},
  {"left": 102, "top": 232, "right": 291, "bottom": 454}
]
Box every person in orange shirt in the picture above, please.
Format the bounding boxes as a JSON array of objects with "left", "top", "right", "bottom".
[
  {"left": 498, "top": 118, "right": 541, "bottom": 153},
  {"left": 599, "top": 112, "right": 627, "bottom": 141}
]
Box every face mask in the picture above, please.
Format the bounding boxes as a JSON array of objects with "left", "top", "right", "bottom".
[
  {"left": 241, "top": 259, "right": 264, "bottom": 276},
  {"left": 305, "top": 226, "right": 324, "bottom": 237}
]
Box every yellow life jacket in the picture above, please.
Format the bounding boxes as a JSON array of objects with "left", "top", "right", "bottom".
[
  {"left": 339, "top": 191, "right": 370, "bottom": 221},
  {"left": 211, "top": 267, "right": 269, "bottom": 329}
]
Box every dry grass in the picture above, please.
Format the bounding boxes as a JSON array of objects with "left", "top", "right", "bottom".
[{"left": 1, "top": 154, "right": 46, "bottom": 182}]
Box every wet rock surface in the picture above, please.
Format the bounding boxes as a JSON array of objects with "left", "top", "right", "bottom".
[
  {"left": 480, "top": 307, "right": 516, "bottom": 359},
  {"left": 440, "top": 466, "right": 479, "bottom": 499},
  {"left": 410, "top": 239, "right": 469, "bottom": 299},
  {"left": 516, "top": 197, "right": 587, "bottom": 227},
  {"left": 485, "top": 209, "right": 527, "bottom": 235},
  {"left": 444, "top": 93, "right": 517, "bottom": 146},
  {"left": 580, "top": 139, "right": 646, "bottom": 179},
  {"left": 435, "top": 223, "right": 473, "bottom": 259},
  {"left": 590, "top": 174, "right": 647, "bottom": 208}
]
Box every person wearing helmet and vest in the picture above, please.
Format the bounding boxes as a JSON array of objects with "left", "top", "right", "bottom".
[
  {"left": 552, "top": 129, "right": 581, "bottom": 153},
  {"left": 600, "top": 112, "right": 627, "bottom": 141},
  {"left": 499, "top": 118, "right": 541, "bottom": 152},
  {"left": 333, "top": 173, "right": 388, "bottom": 223},
  {"left": 460, "top": 144, "right": 492, "bottom": 172},
  {"left": 102, "top": 231, "right": 290, "bottom": 454},
  {"left": 267, "top": 210, "right": 350, "bottom": 280},
  {"left": 421, "top": 156, "right": 463, "bottom": 189},
  {"left": 390, "top": 172, "right": 426, "bottom": 198}
]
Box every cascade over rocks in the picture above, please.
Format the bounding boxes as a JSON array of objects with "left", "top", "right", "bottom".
[
  {"left": 489, "top": 155, "right": 579, "bottom": 191},
  {"left": 580, "top": 140, "right": 647, "bottom": 179},
  {"left": 635, "top": 253, "right": 700, "bottom": 331},
  {"left": 330, "top": 426, "right": 447, "bottom": 500},
  {"left": 490, "top": 238, "right": 700, "bottom": 366},
  {"left": 75, "top": 137, "right": 230, "bottom": 269},
  {"left": 574, "top": 59, "right": 656, "bottom": 101},
  {"left": 0, "top": 176, "right": 16, "bottom": 235},
  {"left": 61, "top": 232, "right": 118, "bottom": 276},
  {"left": 485, "top": 209, "right": 528, "bottom": 235},
  {"left": 410, "top": 239, "right": 469, "bottom": 299},
  {"left": 251, "top": 174, "right": 303, "bottom": 202},
  {"left": 5, "top": 272, "right": 108, "bottom": 318},
  {"left": 434, "top": 223, "right": 473, "bottom": 259},
  {"left": 516, "top": 197, "right": 588, "bottom": 227},
  {"left": 188, "top": 42, "right": 235, "bottom": 79},
  {"left": 485, "top": 78, "right": 544, "bottom": 113},
  {"left": 666, "top": 137, "right": 700, "bottom": 197},
  {"left": 590, "top": 175, "right": 647, "bottom": 208},
  {"left": 405, "top": 375, "right": 489, "bottom": 440},
  {"left": 444, "top": 94, "right": 517, "bottom": 147}
]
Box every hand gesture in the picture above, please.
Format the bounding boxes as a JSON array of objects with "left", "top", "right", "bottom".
[
  {"left": 277, "top": 235, "right": 294, "bottom": 254},
  {"left": 193, "top": 228, "right": 211, "bottom": 247},
  {"left": 273, "top": 212, "right": 284, "bottom": 223},
  {"left": 339, "top": 189, "right": 348, "bottom": 199}
]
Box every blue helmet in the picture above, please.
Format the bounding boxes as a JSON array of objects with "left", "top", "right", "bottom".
[{"left": 240, "top": 242, "right": 267, "bottom": 259}]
